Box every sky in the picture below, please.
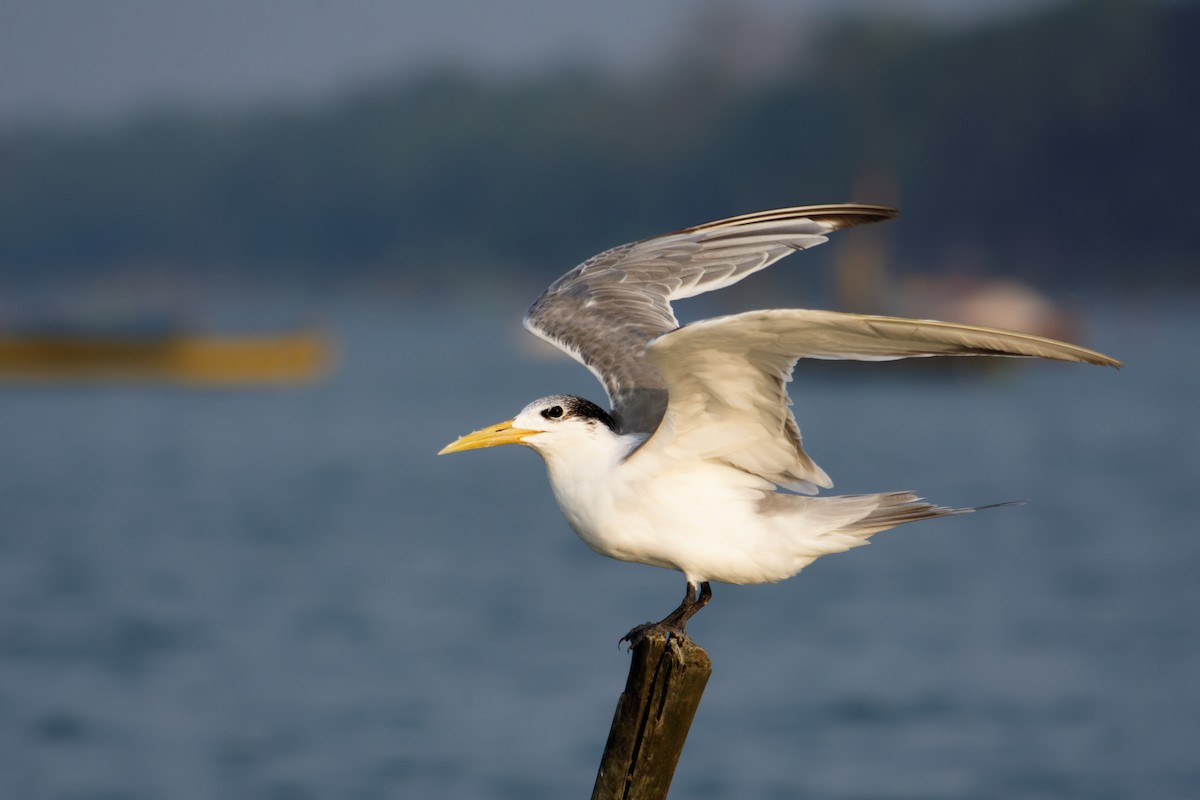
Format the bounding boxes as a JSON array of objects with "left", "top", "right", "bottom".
[{"left": 0, "top": 0, "right": 1055, "bottom": 130}]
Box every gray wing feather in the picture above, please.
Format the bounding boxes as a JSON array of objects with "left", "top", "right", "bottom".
[{"left": 523, "top": 204, "right": 897, "bottom": 433}]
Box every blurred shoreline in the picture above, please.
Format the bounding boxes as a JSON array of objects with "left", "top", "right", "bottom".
[{"left": 3, "top": 0, "right": 1197, "bottom": 305}]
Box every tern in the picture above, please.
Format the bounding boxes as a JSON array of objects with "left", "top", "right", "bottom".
[{"left": 439, "top": 204, "right": 1120, "bottom": 645}]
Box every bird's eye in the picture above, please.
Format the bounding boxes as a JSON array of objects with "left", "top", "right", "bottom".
[{"left": 543, "top": 405, "right": 564, "bottom": 419}]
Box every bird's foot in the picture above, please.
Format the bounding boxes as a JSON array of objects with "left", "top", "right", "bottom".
[
  {"left": 619, "top": 580, "right": 711, "bottom": 651},
  {"left": 619, "top": 619, "right": 690, "bottom": 651}
]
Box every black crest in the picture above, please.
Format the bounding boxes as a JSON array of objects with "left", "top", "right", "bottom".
[{"left": 544, "top": 395, "right": 616, "bottom": 431}]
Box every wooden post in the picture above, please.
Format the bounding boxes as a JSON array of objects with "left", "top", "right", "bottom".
[{"left": 591, "top": 635, "right": 712, "bottom": 800}]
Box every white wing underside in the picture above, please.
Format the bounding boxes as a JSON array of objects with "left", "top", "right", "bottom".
[{"left": 639, "top": 309, "right": 1120, "bottom": 493}]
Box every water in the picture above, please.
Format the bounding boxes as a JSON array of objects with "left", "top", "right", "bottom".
[{"left": 0, "top": 295, "right": 1196, "bottom": 799}]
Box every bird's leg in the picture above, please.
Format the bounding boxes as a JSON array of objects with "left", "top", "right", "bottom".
[{"left": 620, "top": 580, "right": 713, "bottom": 649}]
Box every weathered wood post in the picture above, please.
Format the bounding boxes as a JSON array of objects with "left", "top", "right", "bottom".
[{"left": 591, "top": 635, "right": 712, "bottom": 800}]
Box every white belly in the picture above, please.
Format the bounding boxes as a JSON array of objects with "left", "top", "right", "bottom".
[{"left": 547, "top": 458, "right": 810, "bottom": 585}]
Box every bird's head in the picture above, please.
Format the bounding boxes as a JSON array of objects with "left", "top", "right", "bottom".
[{"left": 438, "top": 395, "right": 618, "bottom": 459}]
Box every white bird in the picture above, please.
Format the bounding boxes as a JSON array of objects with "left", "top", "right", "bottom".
[{"left": 439, "top": 204, "right": 1120, "bottom": 645}]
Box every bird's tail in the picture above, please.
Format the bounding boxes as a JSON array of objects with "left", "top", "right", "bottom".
[
  {"left": 748, "top": 490, "right": 1012, "bottom": 583},
  {"left": 842, "top": 491, "right": 975, "bottom": 536},
  {"left": 776, "top": 490, "right": 1002, "bottom": 558}
]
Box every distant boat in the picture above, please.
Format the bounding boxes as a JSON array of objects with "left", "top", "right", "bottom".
[
  {"left": 0, "top": 326, "right": 334, "bottom": 385},
  {"left": 825, "top": 207, "right": 1086, "bottom": 374}
]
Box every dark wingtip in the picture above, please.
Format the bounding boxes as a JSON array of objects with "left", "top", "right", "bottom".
[
  {"left": 680, "top": 203, "right": 899, "bottom": 235},
  {"left": 821, "top": 204, "right": 899, "bottom": 230}
]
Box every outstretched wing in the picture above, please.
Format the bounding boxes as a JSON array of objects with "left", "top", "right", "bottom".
[
  {"left": 638, "top": 309, "right": 1121, "bottom": 493},
  {"left": 523, "top": 204, "right": 897, "bottom": 433}
]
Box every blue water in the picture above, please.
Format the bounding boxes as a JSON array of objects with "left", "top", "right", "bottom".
[{"left": 1, "top": 295, "right": 1196, "bottom": 799}]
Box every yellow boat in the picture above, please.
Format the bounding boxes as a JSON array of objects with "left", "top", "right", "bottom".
[{"left": 0, "top": 328, "right": 334, "bottom": 385}]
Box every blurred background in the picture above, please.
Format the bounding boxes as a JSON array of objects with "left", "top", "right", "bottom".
[{"left": 1, "top": 0, "right": 1197, "bottom": 797}]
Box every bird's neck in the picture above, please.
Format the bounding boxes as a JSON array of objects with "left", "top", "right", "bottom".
[
  {"left": 537, "top": 430, "right": 643, "bottom": 534},
  {"left": 539, "top": 429, "right": 639, "bottom": 483}
]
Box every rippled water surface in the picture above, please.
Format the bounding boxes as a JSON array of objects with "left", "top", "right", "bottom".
[{"left": 1, "top": 296, "right": 1196, "bottom": 799}]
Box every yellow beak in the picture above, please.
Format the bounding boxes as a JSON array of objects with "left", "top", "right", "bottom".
[{"left": 438, "top": 419, "right": 541, "bottom": 455}]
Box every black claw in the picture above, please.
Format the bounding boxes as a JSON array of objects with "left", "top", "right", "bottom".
[
  {"left": 617, "top": 621, "right": 656, "bottom": 650},
  {"left": 619, "top": 621, "right": 688, "bottom": 651}
]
